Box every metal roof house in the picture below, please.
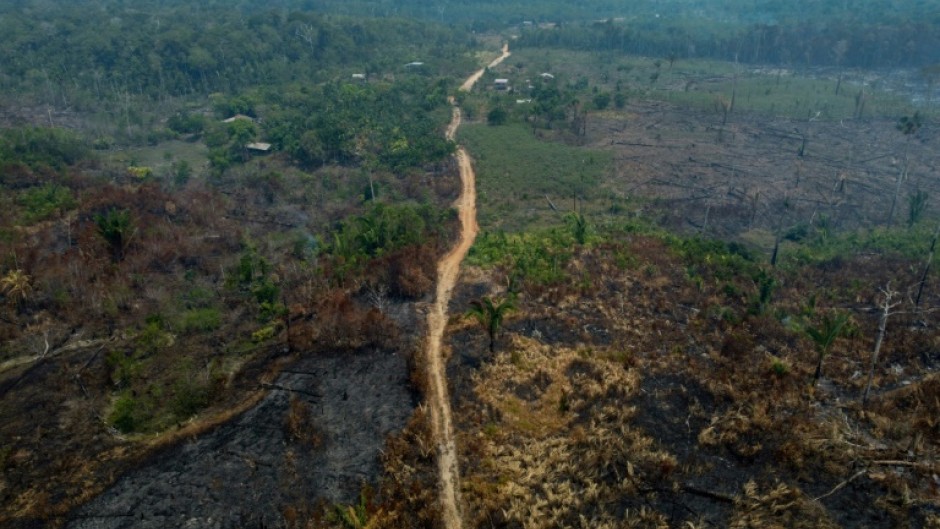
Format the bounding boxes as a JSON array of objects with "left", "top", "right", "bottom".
[
  {"left": 246, "top": 142, "right": 272, "bottom": 153},
  {"left": 222, "top": 114, "right": 254, "bottom": 123}
]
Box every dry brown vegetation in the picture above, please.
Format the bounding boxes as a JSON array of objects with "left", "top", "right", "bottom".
[
  {"left": 0, "top": 145, "right": 459, "bottom": 527},
  {"left": 444, "top": 232, "right": 940, "bottom": 528}
]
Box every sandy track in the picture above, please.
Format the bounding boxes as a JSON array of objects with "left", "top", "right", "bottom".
[{"left": 426, "top": 44, "right": 510, "bottom": 529}]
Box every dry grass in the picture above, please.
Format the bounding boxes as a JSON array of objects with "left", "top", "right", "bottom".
[
  {"left": 449, "top": 233, "right": 940, "bottom": 528},
  {"left": 460, "top": 336, "right": 682, "bottom": 527}
]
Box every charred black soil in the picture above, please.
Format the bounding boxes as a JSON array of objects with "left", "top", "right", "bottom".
[{"left": 67, "top": 348, "right": 415, "bottom": 529}]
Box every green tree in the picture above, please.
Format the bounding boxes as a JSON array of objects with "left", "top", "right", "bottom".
[
  {"left": 806, "top": 311, "right": 850, "bottom": 386},
  {"left": 466, "top": 295, "right": 516, "bottom": 353},
  {"left": 592, "top": 92, "right": 611, "bottom": 110},
  {"left": 94, "top": 208, "right": 134, "bottom": 262},
  {"left": 565, "top": 212, "right": 589, "bottom": 244},
  {"left": 908, "top": 190, "right": 928, "bottom": 228},
  {"left": 487, "top": 106, "right": 508, "bottom": 126}
]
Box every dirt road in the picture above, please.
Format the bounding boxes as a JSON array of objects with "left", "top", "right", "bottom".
[{"left": 427, "top": 43, "right": 510, "bottom": 529}]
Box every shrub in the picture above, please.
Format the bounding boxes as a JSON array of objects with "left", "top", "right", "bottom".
[
  {"left": 18, "top": 184, "right": 76, "bottom": 223},
  {"left": 487, "top": 106, "right": 508, "bottom": 126},
  {"left": 171, "top": 376, "right": 210, "bottom": 421},
  {"left": 109, "top": 393, "right": 141, "bottom": 433},
  {"left": 93, "top": 208, "right": 134, "bottom": 262},
  {"left": 0, "top": 126, "right": 89, "bottom": 170},
  {"left": 178, "top": 307, "right": 222, "bottom": 333}
]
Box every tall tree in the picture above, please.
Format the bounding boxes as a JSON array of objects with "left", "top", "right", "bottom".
[{"left": 466, "top": 295, "right": 516, "bottom": 353}]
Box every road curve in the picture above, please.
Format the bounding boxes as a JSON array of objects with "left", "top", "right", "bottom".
[{"left": 426, "top": 43, "right": 510, "bottom": 529}]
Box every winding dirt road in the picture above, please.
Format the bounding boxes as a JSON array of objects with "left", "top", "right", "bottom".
[{"left": 426, "top": 43, "right": 510, "bottom": 529}]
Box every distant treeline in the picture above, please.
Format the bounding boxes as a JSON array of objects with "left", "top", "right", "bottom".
[
  {"left": 514, "top": 18, "right": 940, "bottom": 69},
  {"left": 0, "top": 1, "right": 476, "bottom": 108},
  {"left": 288, "top": 0, "right": 940, "bottom": 69}
]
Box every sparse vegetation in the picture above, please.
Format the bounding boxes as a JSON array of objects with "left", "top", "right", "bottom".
[
  {"left": 466, "top": 295, "right": 516, "bottom": 353},
  {"left": 1, "top": 1, "right": 939, "bottom": 528}
]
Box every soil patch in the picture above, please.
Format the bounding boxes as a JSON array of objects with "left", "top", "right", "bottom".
[
  {"left": 67, "top": 349, "right": 414, "bottom": 529},
  {"left": 591, "top": 103, "right": 939, "bottom": 240}
]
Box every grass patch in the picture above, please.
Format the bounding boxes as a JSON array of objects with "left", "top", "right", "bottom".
[
  {"left": 177, "top": 307, "right": 223, "bottom": 334},
  {"left": 782, "top": 224, "right": 939, "bottom": 266},
  {"left": 17, "top": 184, "right": 76, "bottom": 224},
  {"left": 457, "top": 123, "right": 611, "bottom": 231},
  {"left": 105, "top": 140, "right": 208, "bottom": 182},
  {"left": 495, "top": 48, "right": 915, "bottom": 121}
]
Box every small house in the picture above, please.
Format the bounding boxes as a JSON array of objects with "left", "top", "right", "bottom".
[
  {"left": 405, "top": 61, "right": 425, "bottom": 68},
  {"left": 540, "top": 72, "right": 555, "bottom": 80},
  {"left": 246, "top": 142, "right": 272, "bottom": 153},
  {"left": 494, "top": 79, "right": 509, "bottom": 90},
  {"left": 222, "top": 114, "right": 254, "bottom": 124},
  {"left": 352, "top": 73, "right": 367, "bottom": 82}
]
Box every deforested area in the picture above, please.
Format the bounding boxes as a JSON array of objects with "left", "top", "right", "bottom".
[{"left": 1, "top": 1, "right": 938, "bottom": 528}]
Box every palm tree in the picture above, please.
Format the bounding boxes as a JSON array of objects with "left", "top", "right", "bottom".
[
  {"left": 806, "top": 312, "right": 850, "bottom": 386},
  {"left": 1, "top": 269, "right": 32, "bottom": 304},
  {"left": 94, "top": 208, "right": 134, "bottom": 262},
  {"left": 565, "top": 212, "right": 589, "bottom": 244},
  {"left": 466, "top": 295, "right": 516, "bottom": 353}
]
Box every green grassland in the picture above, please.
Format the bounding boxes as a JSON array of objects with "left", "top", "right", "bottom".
[
  {"left": 457, "top": 122, "right": 612, "bottom": 231},
  {"left": 106, "top": 140, "right": 210, "bottom": 182},
  {"left": 499, "top": 48, "right": 917, "bottom": 120}
]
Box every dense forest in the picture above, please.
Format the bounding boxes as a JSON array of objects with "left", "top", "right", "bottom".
[{"left": 1, "top": 0, "right": 939, "bottom": 528}]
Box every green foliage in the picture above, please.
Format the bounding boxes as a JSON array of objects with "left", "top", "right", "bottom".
[
  {"left": 671, "top": 237, "right": 757, "bottom": 282},
  {"left": 896, "top": 112, "right": 923, "bottom": 136},
  {"left": 565, "top": 212, "right": 590, "bottom": 244},
  {"left": 0, "top": 5, "right": 476, "bottom": 109},
  {"left": 332, "top": 490, "right": 371, "bottom": 529},
  {"left": 109, "top": 393, "right": 142, "bottom": 433},
  {"left": 469, "top": 228, "right": 576, "bottom": 286},
  {"left": 512, "top": 8, "right": 940, "bottom": 70},
  {"left": 487, "top": 106, "right": 509, "bottom": 126},
  {"left": 207, "top": 119, "right": 258, "bottom": 170},
  {"left": 166, "top": 112, "right": 207, "bottom": 135},
  {"left": 614, "top": 92, "right": 627, "bottom": 109},
  {"left": 784, "top": 225, "right": 940, "bottom": 266},
  {"left": 107, "top": 349, "right": 143, "bottom": 389},
  {"left": 769, "top": 356, "right": 790, "bottom": 377},
  {"left": 748, "top": 269, "right": 776, "bottom": 316},
  {"left": 213, "top": 95, "right": 257, "bottom": 119},
  {"left": 17, "top": 184, "right": 76, "bottom": 223},
  {"left": 251, "top": 325, "right": 278, "bottom": 343},
  {"left": 94, "top": 208, "right": 134, "bottom": 262},
  {"left": 466, "top": 295, "right": 517, "bottom": 353},
  {"left": 173, "top": 160, "right": 192, "bottom": 186},
  {"left": 327, "top": 202, "right": 451, "bottom": 264},
  {"left": 457, "top": 123, "right": 611, "bottom": 231},
  {"left": 267, "top": 79, "right": 455, "bottom": 172},
  {"left": 177, "top": 308, "right": 222, "bottom": 333},
  {"left": 0, "top": 127, "right": 89, "bottom": 171},
  {"left": 229, "top": 243, "right": 284, "bottom": 322},
  {"left": 592, "top": 92, "right": 611, "bottom": 110},
  {"left": 908, "top": 190, "right": 929, "bottom": 228},
  {"left": 170, "top": 375, "right": 211, "bottom": 421},
  {"left": 806, "top": 311, "right": 851, "bottom": 385}
]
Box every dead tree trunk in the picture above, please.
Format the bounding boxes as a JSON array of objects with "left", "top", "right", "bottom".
[
  {"left": 914, "top": 221, "right": 940, "bottom": 307},
  {"left": 886, "top": 162, "right": 907, "bottom": 225},
  {"left": 863, "top": 285, "right": 900, "bottom": 405}
]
